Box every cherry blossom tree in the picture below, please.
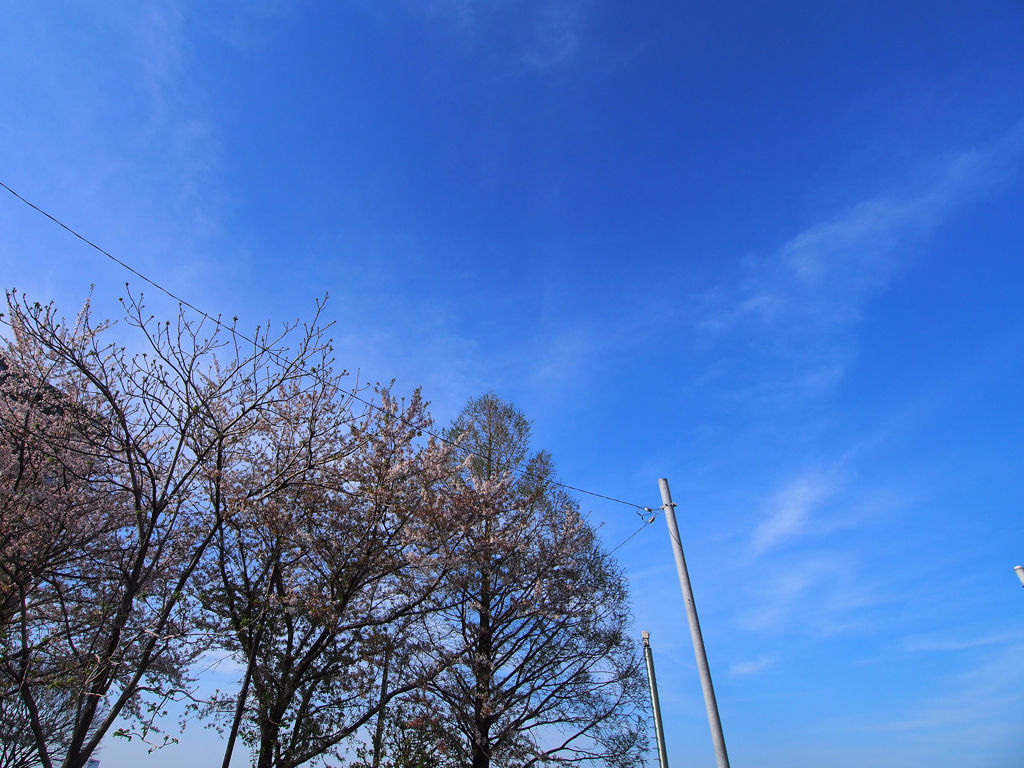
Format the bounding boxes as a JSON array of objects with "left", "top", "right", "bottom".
[
  {"left": 199, "top": 387, "right": 478, "bottom": 768},
  {"left": 0, "top": 339, "right": 127, "bottom": 768},
  {"left": 0, "top": 289, "right": 350, "bottom": 768},
  {"left": 412, "top": 393, "right": 648, "bottom": 768},
  {"left": 1, "top": 293, "right": 648, "bottom": 768}
]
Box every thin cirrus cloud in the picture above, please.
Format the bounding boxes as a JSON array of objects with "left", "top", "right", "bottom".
[
  {"left": 697, "top": 122, "right": 1024, "bottom": 398},
  {"left": 863, "top": 643, "right": 1024, "bottom": 743},
  {"left": 728, "top": 654, "right": 777, "bottom": 677},
  {"left": 380, "top": 0, "right": 587, "bottom": 69},
  {"left": 752, "top": 472, "right": 839, "bottom": 555},
  {"left": 740, "top": 470, "right": 901, "bottom": 636},
  {"left": 737, "top": 554, "right": 845, "bottom": 632},
  {"left": 519, "top": 0, "right": 582, "bottom": 70},
  {"left": 901, "top": 630, "right": 1024, "bottom": 653}
]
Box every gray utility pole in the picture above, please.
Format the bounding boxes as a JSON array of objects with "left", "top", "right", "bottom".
[
  {"left": 642, "top": 631, "right": 670, "bottom": 768},
  {"left": 659, "top": 477, "right": 731, "bottom": 768}
]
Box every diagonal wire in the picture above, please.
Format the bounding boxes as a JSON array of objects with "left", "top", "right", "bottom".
[
  {"left": 1, "top": 180, "right": 658, "bottom": 515},
  {"left": 608, "top": 517, "right": 656, "bottom": 555}
]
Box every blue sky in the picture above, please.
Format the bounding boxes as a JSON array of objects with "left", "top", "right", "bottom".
[{"left": 2, "top": 2, "right": 1024, "bottom": 766}]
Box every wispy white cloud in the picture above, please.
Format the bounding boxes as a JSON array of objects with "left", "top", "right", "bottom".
[
  {"left": 364, "top": 0, "right": 588, "bottom": 71},
  {"left": 698, "top": 122, "right": 1024, "bottom": 399},
  {"left": 520, "top": 0, "right": 582, "bottom": 70},
  {"left": 737, "top": 473, "right": 904, "bottom": 636},
  {"left": 737, "top": 551, "right": 894, "bottom": 637},
  {"left": 861, "top": 643, "right": 1024, "bottom": 753},
  {"left": 902, "top": 630, "right": 1024, "bottom": 653},
  {"left": 527, "top": 323, "right": 600, "bottom": 387},
  {"left": 200, "top": 1, "right": 299, "bottom": 52},
  {"left": 753, "top": 472, "right": 838, "bottom": 554},
  {"left": 734, "top": 462, "right": 910, "bottom": 638},
  {"left": 737, "top": 554, "right": 846, "bottom": 632},
  {"left": 729, "top": 655, "right": 776, "bottom": 676}
]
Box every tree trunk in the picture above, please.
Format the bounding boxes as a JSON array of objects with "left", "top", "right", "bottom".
[
  {"left": 472, "top": 564, "right": 492, "bottom": 768},
  {"left": 471, "top": 742, "right": 491, "bottom": 768},
  {"left": 255, "top": 713, "right": 281, "bottom": 768},
  {"left": 371, "top": 644, "right": 391, "bottom": 768}
]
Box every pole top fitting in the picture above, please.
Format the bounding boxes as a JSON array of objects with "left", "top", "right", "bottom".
[{"left": 642, "top": 631, "right": 650, "bottom": 644}]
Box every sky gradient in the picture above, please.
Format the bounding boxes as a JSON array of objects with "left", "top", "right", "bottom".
[{"left": 2, "top": 2, "right": 1024, "bottom": 766}]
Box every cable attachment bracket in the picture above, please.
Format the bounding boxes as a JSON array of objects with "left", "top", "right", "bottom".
[{"left": 636, "top": 506, "right": 658, "bottom": 524}]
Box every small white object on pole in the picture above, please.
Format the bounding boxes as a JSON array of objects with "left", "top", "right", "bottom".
[
  {"left": 659, "top": 477, "right": 731, "bottom": 768},
  {"left": 642, "top": 631, "right": 670, "bottom": 768},
  {"left": 1014, "top": 565, "right": 1024, "bottom": 588}
]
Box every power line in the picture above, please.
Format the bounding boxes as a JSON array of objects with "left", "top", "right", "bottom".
[
  {"left": 607, "top": 504, "right": 660, "bottom": 555},
  {"left": 0, "top": 181, "right": 211, "bottom": 322},
  {"left": 608, "top": 517, "right": 656, "bottom": 555},
  {"left": 1, "top": 180, "right": 659, "bottom": 517}
]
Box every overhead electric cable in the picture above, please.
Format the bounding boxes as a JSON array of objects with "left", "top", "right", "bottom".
[
  {"left": 607, "top": 516, "right": 656, "bottom": 555},
  {"left": 1, "top": 180, "right": 659, "bottom": 516}
]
